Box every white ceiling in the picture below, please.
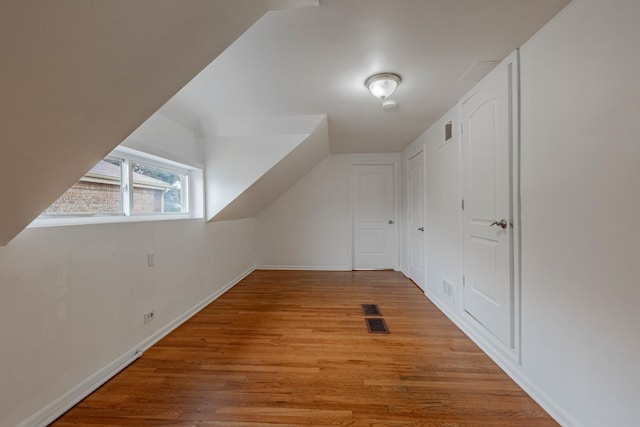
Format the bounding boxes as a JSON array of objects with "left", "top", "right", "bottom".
[
  {"left": 160, "top": 0, "right": 571, "bottom": 153},
  {"left": 0, "top": 0, "right": 315, "bottom": 246}
]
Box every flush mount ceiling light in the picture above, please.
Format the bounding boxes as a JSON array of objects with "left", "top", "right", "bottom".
[{"left": 365, "top": 72, "right": 401, "bottom": 100}]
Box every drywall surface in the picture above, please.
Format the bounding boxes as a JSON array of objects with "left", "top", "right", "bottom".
[
  {"left": 0, "top": 106, "right": 255, "bottom": 427},
  {"left": 403, "top": 1, "right": 640, "bottom": 425},
  {"left": 255, "top": 154, "right": 351, "bottom": 269},
  {"left": 122, "top": 112, "right": 201, "bottom": 166},
  {"left": 0, "top": 217, "right": 254, "bottom": 427},
  {"left": 0, "top": 0, "right": 282, "bottom": 246},
  {"left": 404, "top": 106, "right": 461, "bottom": 309},
  {"left": 519, "top": 0, "right": 640, "bottom": 425},
  {"left": 205, "top": 133, "right": 305, "bottom": 219},
  {"left": 255, "top": 152, "right": 400, "bottom": 270},
  {"left": 208, "top": 116, "right": 330, "bottom": 222}
]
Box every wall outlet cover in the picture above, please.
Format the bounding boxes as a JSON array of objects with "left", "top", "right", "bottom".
[{"left": 143, "top": 311, "right": 155, "bottom": 324}]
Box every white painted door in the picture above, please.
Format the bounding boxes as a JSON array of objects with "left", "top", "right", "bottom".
[
  {"left": 352, "top": 164, "right": 397, "bottom": 269},
  {"left": 407, "top": 152, "right": 425, "bottom": 289},
  {"left": 462, "top": 60, "right": 514, "bottom": 346}
]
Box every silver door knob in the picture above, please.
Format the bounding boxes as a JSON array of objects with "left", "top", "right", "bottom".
[
  {"left": 490, "top": 219, "right": 508, "bottom": 229},
  {"left": 417, "top": 227, "right": 424, "bottom": 231},
  {"left": 388, "top": 220, "right": 394, "bottom": 224}
]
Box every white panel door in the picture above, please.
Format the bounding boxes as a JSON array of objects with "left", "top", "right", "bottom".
[
  {"left": 462, "top": 60, "right": 514, "bottom": 346},
  {"left": 352, "top": 164, "right": 397, "bottom": 269},
  {"left": 407, "top": 152, "right": 425, "bottom": 289}
]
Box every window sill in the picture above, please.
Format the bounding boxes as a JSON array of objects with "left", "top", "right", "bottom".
[{"left": 28, "top": 213, "right": 202, "bottom": 229}]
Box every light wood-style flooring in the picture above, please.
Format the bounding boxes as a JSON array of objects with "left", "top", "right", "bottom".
[{"left": 53, "top": 270, "right": 558, "bottom": 426}]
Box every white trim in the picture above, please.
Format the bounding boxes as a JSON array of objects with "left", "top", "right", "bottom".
[
  {"left": 29, "top": 213, "right": 196, "bottom": 229},
  {"left": 29, "top": 146, "right": 204, "bottom": 229},
  {"left": 136, "top": 265, "right": 255, "bottom": 352},
  {"left": 458, "top": 50, "right": 521, "bottom": 363},
  {"left": 423, "top": 289, "right": 578, "bottom": 427},
  {"left": 117, "top": 144, "right": 204, "bottom": 171},
  {"left": 18, "top": 266, "right": 255, "bottom": 427},
  {"left": 405, "top": 148, "right": 427, "bottom": 291},
  {"left": 511, "top": 49, "right": 523, "bottom": 365},
  {"left": 17, "top": 350, "right": 142, "bottom": 427},
  {"left": 255, "top": 265, "right": 352, "bottom": 271},
  {"left": 348, "top": 154, "right": 401, "bottom": 270}
]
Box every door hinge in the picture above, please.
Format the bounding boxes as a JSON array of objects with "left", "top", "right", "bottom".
[
  {"left": 461, "top": 122, "right": 464, "bottom": 134},
  {"left": 462, "top": 275, "right": 466, "bottom": 286},
  {"left": 461, "top": 199, "right": 465, "bottom": 210}
]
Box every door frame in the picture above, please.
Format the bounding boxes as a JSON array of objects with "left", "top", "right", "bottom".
[
  {"left": 407, "top": 150, "right": 426, "bottom": 290},
  {"left": 348, "top": 154, "right": 401, "bottom": 270},
  {"left": 459, "top": 50, "right": 522, "bottom": 364}
]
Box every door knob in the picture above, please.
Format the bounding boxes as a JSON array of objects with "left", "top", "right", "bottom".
[
  {"left": 490, "top": 219, "right": 508, "bottom": 229},
  {"left": 388, "top": 220, "right": 394, "bottom": 224},
  {"left": 417, "top": 227, "right": 424, "bottom": 231}
]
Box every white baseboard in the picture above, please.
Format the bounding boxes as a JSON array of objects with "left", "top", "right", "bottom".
[
  {"left": 137, "top": 266, "right": 255, "bottom": 353},
  {"left": 17, "top": 349, "right": 142, "bottom": 427},
  {"left": 255, "top": 264, "right": 352, "bottom": 271},
  {"left": 423, "top": 289, "right": 579, "bottom": 427},
  {"left": 19, "top": 266, "right": 255, "bottom": 427},
  {"left": 20, "top": 267, "right": 574, "bottom": 427}
]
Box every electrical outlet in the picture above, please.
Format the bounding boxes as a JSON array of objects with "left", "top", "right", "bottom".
[
  {"left": 147, "top": 252, "right": 155, "bottom": 267},
  {"left": 143, "top": 311, "right": 155, "bottom": 324}
]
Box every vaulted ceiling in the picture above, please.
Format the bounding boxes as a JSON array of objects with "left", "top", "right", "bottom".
[
  {"left": 0, "top": 0, "right": 317, "bottom": 246},
  {"left": 161, "top": 0, "right": 570, "bottom": 152},
  {"left": 0, "top": 0, "right": 570, "bottom": 246}
]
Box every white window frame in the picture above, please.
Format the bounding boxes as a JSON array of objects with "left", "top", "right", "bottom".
[{"left": 30, "top": 147, "right": 204, "bottom": 228}]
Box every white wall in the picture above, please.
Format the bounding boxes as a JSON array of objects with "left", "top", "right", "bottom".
[
  {"left": 202, "top": 115, "right": 329, "bottom": 222},
  {"left": 205, "top": 134, "right": 305, "bottom": 219},
  {"left": 209, "top": 117, "right": 330, "bottom": 222},
  {"left": 123, "top": 112, "right": 201, "bottom": 166},
  {"left": 0, "top": 1, "right": 278, "bottom": 246},
  {"left": 402, "top": 1, "right": 640, "bottom": 425},
  {"left": 518, "top": 0, "right": 640, "bottom": 425},
  {"left": 404, "top": 106, "right": 461, "bottom": 310},
  {"left": 0, "top": 114, "right": 257, "bottom": 427},
  {"left": 0, "top": 219, "right": 255, "bottom": 427},
  {"left": 255, "top": 154, "right": 351, "bottom": 269},
  {"left": 255, "top": 153, "right": 400, "bottom": 270}
]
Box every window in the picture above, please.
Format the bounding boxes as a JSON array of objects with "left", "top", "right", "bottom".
[
  {"left": 42, "top": 158, "right": 124, "bottom": 217},
  {"left": 35, "top": 148, "right": 200, "bottom": 225},
  {"left": 130, "top": 162, "right": 188, "bottom": 215}
]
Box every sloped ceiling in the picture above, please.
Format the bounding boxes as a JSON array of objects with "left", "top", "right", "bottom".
[
  {"left": 0, "top": 0, "right": 317, "bottom": 246},
  {"left": 160, "top": 0, "right": 571, "bottom": 153},
  {"left": 206, "top": 115, "right": 329, "bottom": 221}
]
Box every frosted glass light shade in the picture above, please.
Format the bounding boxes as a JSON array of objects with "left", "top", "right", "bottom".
[{"left": 365, "top": 73, "right": 401, "bottom": 99}]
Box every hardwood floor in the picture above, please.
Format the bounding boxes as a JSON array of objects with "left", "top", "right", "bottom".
[{"left": 52, "top": 270, "right": 558, "bottom": 426}]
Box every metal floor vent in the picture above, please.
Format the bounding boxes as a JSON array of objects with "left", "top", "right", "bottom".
[
  {"left": 362, "top": 304, "right": 382, "bottom": 316},
  {"left": 365, "top": 318, "right": 389, "bottom": 334}
]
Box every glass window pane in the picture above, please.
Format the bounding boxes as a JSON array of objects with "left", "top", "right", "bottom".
[
  {"left": 131, "top": 163, "right": 187, "bottom": 214},
  {"left": 41, "top": 159, "right": 123, "bottom": 216}
]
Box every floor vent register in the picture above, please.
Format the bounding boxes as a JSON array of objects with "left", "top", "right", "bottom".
[{"left": 362, "top": 304, "right": 389, "bottom": 334}]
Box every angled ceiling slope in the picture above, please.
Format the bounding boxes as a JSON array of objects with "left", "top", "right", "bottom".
[
  {"left": 0, "top": 0, "right": 318, "bottom": 246},
  {"left": 205, "top": 115, "right": 329, "bottom": 221},
  {"left": 160, "top": 0, "right": 570, "bottom": 154}
]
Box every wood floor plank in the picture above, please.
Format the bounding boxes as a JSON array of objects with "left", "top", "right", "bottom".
[{"left": 52, "top": 270, "right": 558, "bottom": 426}]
